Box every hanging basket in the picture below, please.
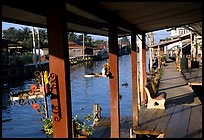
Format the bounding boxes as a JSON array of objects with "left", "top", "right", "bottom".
[
  {"left": 32, "top": 103, "right": 39, "bottom": 110},
  {"left": 30, "top": 84, "right": 37, "bottom": 92}
]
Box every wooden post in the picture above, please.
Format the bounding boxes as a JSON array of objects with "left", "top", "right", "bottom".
[
  {"left": 108, "top": 23, "right": 120, "bottom": 138},
  {"left": 142, "top": 33, "right": 147, "bottom": 104},
  {"left": 131, "top": 31, "right": 139, "bottom": 129},
  {"left": 157, "top": 45, "right": 160, "bottom": 69},
  {"left": 93, "top": 103, "right": 101, "bottom": 125},
  {"left": 190, "top": 31, "right": 193, "bottom": 61},
  {"left": 149, "top": 48, "right": 153, "bottom": 71},
  {"left": 93, "top": 104, "right": 101, "bottom": 119},
  {"left": 148, "top": 32, "right": 154, "bottom": 71},
  {"left": 138, "top": 35, "right": 144, "bottom": 105},
  {"left": 47, "top": 0, "right": 72, "bottom": 138}
]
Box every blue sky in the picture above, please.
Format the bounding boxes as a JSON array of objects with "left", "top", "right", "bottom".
[{"left": 2, "top": 21, "right": 170, "bottom": 44}]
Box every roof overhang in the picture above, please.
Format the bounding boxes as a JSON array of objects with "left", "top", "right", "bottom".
[
  {"left": 149, "top": 33, "right": 191, "bottom": 48},
  {"left": 2, "top": 1, "right": 202, "bottom": 37}
]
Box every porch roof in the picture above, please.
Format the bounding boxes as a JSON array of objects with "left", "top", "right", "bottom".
[{"left": 2, "top": 1, "right": 202, "bottom": 37}]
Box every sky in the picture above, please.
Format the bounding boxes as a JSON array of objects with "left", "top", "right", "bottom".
[{"left": 2, "top": 21, "right": 170, "bottom": 44}]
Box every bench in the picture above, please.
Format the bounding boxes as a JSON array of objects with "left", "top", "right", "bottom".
[{"left": 144, "top": 82, "right": 166, "bottom": 109}]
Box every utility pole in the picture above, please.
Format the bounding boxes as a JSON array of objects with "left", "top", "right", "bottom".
[
  {"left": 37, "top": 28, "right": 41, "bottom": 67},
  {"left": 32, "top": 27, "right": 37, "bottom": 68},
  {"left": 82, "top": 33, "right": 85, "bottom": 60}
]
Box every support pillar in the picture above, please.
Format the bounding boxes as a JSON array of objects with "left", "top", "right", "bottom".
[
  {"left": 148, "top": 32, "right": 154, "bottom": 71},
  {"left": 142, "top": 33, "right": 147, "bottom": 104},
  {"left": 149, "top": 48, "right": 153, "bottom": 71},
  {"left": 157, "top": 45, "right": 161, "bottom": 69},
  {"left": 138, "top": 35, "right": 144, "bottom": 105},
  {"left": 108, "top": 23, "right": 120, "bottom": 138},
  {"left": 47, "top": 0, "right": 72, "bottom": 138},
  {"left": 131, "top": 31, "right": 139, "bottom": 128}
]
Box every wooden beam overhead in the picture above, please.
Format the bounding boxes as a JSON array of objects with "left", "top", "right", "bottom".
[
  {"left": 67, "top": 11, "right": 129, "bottom": 36},
  {"left": 67, "top": 0, "right": 144, "bottom": 34},
  {"left": 67, "top": 11, "right": 108, "bottom": 30}
]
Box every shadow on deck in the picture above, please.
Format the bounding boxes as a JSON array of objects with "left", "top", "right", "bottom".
[{"left": 90, "top": 62, "right": 202, "bottom": 138}]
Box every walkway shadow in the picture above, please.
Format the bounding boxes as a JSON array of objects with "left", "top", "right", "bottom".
[
  {"left": 159, "top": 83, "right": 187, "bottom": 91},
  {"left": 160, "top": 76, "right": 184, "bottom": 82},
  {"left": 166, "top": 92, "right": 197, "bottom": 105}
]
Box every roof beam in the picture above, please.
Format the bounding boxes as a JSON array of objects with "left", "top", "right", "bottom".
[
  {"left": 67, "top": 0, "right": 144, "bottom": 34},
  {"left": 67, "top": 12, "right": 131, "bottom": 36},
  {"left": 2, "top": 16, "right": 46, "bottom": 28},
  {"left": 2, "top": 0, "right": 47, "bottom": 17},
  {"left": 67, "top": 11, "right": 108, "bottom": 31}
]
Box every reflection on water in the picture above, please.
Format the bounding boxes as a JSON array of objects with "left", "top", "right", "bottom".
[{"left": 2, "top": 54, "right": 149, "bottom": 138}]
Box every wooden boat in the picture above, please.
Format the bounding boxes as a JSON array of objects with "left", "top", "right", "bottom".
[{"left": 84, "top": 72, "right": 107, "bottom": 78}]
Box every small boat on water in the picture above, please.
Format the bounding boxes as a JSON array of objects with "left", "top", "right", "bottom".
[{"left": 84, "top": 72, "right": 108, "bottom": 78}]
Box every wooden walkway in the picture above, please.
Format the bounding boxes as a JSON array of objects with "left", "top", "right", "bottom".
[
  {"left": 90, "top": 62, "right": 202, "bottom": 138},
  {"left": 181, "top": 68, "right": 202, "bottom": 86}
]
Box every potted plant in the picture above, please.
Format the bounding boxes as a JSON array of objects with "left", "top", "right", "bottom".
[{"left": 72, "top": 114, "right": 95, "bottom": 138}]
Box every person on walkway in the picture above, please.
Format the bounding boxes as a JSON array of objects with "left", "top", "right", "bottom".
[{"left": 153, "top": 55, "right": 158, "bottom": 69}]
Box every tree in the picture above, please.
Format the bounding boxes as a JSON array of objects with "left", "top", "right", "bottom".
[
  {"left": 18, "top": 27, "right": 31, "bottom": 41},
  {"left": 2, "top": 27, "right": 19, "bottom": 42},
  {"left": 120, "top": 36, "right": 130, "bottom": 45},
  {"left": 68, "top": 32, "right": 77, "bottom": 41},
  {"left": 2, "top": 27, "right": 48, "bottom": 52},
  {"left": 93, "top": 39, "right": 106, "bottom": 47},
  {"left": 38, "top": 29, "right": 48, "bottom": 48}
]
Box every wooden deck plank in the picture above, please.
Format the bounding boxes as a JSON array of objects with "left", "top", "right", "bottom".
[
  {"left": 90, "top": 117, "right": 110, "bottom": 138},
  {"left": 91, "top": 62, "right": 202, "bottom": 138},
  {"left": 163, "top": 105, "right": 183, "bottom": 138},
  {"left": 154, "top": 105, "right": 175, "bottom": 132},
  {"left": 174, "top": 105, "right": 191, "bottom": 138},
  {"left": 144, "top": 109, "right": 165, "bottom": 131},
  {"left": 182, "top": 68, "right": 202, "bottom": 85},
  {"left": 138, "top": 109, "right": 157, "bottom": 130},
  {"left": 138, "top": 107, "right": 148, "bottom": 125},
  {"left": 186, "top": 104, "right": 202, "bottom": 138}
]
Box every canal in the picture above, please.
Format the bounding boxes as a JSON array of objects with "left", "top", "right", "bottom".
[{"left": 2, "top": 53, "right": 150, "bottom": 138}]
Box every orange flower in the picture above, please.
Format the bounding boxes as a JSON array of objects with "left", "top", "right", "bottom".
[
  {"left": 32, "top": 103, "right": 39, "bottom": 110},
  {"left": 30, "top": 84, "right": 37, "bottom": 92}
]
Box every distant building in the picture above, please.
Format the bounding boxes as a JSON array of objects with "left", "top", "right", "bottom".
[
  {"left": 68, "top": 41, "right": 93, "bottom": 58},
  {"left": 170, "top": 27, "right": 190, "bottom": 38},
  {"left": 33, "top": 46, "right": 49, "bottom": 56},
  {"left": 2, "top": 39, "right": 23, "bottom": 55}
]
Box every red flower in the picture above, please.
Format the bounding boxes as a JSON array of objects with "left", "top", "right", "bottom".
[
  {"left": 30, "top": 84, "right": 37, "bottom": 92},
  {"left": 83, "top": 129, "right": 86, "bottom": 133},
  {"left": 32, "top": 103, "right": 39, "bottom": 110}
]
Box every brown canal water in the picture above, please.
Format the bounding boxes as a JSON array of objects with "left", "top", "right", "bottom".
[{"left": 2, "top": 54, "right": 150, "bottom": 138}]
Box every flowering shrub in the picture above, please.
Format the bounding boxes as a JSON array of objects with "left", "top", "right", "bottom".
[
  {"left": 41, "top": 114, "right": 94, "bottom": 137},
  {"left": 72, "top": 114, "right": 94, "bottom": 136}
]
